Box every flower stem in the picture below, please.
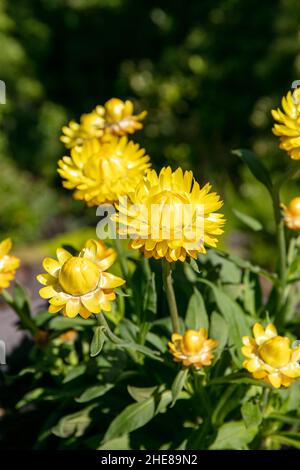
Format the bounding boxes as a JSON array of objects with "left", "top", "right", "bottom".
[
  {"left": 162, "top": 259, "right": 180, "bottom": 333},
  {"left": 270, "top": 163, "right": 300, "bottom": 323},
  {"left": 272, "top": 189, "right": 287, "bottom": 307},
  {"left": 113, "top": 237, "right": 128, "bottom": 278}
]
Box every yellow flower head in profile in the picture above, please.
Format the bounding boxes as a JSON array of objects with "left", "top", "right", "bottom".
[
  {"left": 283, "top": 197, "right": 300, "bottom": 230},
  {"left": 37, "top": 239, "right": 125, "bottom": 319},
  {"left": 242, "top": 323, "right": 300, "bottom": 388},
  {"left": 0, "top": 238, "right": 20, "bottom": 291},
  {"left": 272, "top": 88, "right": 300, "bottom": 159},
  {"left": 102, "top": 98, "right": 147, "bottom": 137},
  {"left": 57, "top": 136, "right": 150, "bottom": 206},
  {"left": 114, "top": 166, "right": 225, "bottom": 262},
  {"left": 169, "top": 328, "right": 218, "bottom": 369},
  {"left": 60, "top": 98, "right": 146, "bottom": 149}
]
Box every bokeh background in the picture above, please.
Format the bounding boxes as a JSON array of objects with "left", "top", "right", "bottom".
[{"left": 1, "top": 0, "right": 300, "bottom": 267}]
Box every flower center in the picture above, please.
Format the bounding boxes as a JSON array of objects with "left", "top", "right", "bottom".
[
  {"left": 288, "top": 197, "right": 300, "bottom": 217},
  {"left": 181, "top": 330, "right": 204, "bottom": 355},
  {"left": 59, "top": 256, "right": 100, "bottom": 295},
  {"left": 259, "top": 336, "right": 291, "bottom": 368}
]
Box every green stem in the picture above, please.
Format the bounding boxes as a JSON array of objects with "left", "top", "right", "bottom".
[
  {"left": 271, "top": 162, "right": 300, "bottom": 322},
  {"left": 97, "top": 313, "right": 126, "bottom": 344},
  {"left": 113, "top": 237, "right": 128, "bottom": 278},
  {"left": 162, "top": 259, "right": 180, "bottom": 333},
  {"left": 272, "top": 189, "right": 287, "bottom": 302}
]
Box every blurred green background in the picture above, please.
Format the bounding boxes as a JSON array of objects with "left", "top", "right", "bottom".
[{"left": 1, "top": 0, "right": 300, "bottom": 264}]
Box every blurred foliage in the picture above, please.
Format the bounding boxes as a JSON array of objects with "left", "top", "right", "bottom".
[{"left": 1, "top": 0, "right": 300, "bottom": 248}]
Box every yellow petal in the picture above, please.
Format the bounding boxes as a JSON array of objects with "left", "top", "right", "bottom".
[
  {"left": 43, "top": 258, "right": 61, "bottom": 277},
  {"left": 81, "top": 292, "right": 101, "bottom": 313},
  {"left": 36, "top": 273, "right": 56, "bottom": 286},
  {"left": 265, "top": 323, "right": 277, "bottom": 339},
  {"left": 99, "top": 272, "right": 125, "bottom": 289},
  {"left": 65, "top": 298, "right": 80, "bottom": 318},
  {"left": 268, "top": 373, "right": 282, "bottom": 389},
  {"left": 56, "top": 247, "right": 72, "bottom": 264},
  {"left": 39, "top": 285, "right": 58, "bottom": 299},
  {"left": 0, "top": 238, "right": 12, "bottom": 257}
]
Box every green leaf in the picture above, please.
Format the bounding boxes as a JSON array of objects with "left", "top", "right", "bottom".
[
  {"left": 171, "top": 368, "right": 188, "bottom": 406},
  {"left": 104, "top": 396, "right": 156, "bottom": 441},
  {"left": 13, "top": 282, "right": 31, "bottom": 313},
  {"left": 90, "top": 326, "right": 106, "bottom": 357},
  {"left": 209, "top": 421, "right": 257, "bottom": 450},
  {"left": 98, "top": 435, "right": 130, "bottom": 450},
  {"left": 271, "top": 433, "right": 300, "bottom": 450},
  {"left": 103, "top": 390, "right": 172, "bottom": 441},
  {"left": 76, "top": 383, "right": 114, "bottom": 403},
  {"left": 49, "top": 316, "right": 95, "bottom": 330},
  {"left": 198, "top": 279, "right": 249, "bottom": 365},
  {"left": 209, "top": 372, "right": 271, "bottom": 387},
  {"left": 210, "top": 312, "right": 228, "bottom": 359},
  {"left": 185, "top": 287, "right": 208, "bottom": 330},
  {"left": 143, "top": 272, "right": 157, "bottom": 314},
  {"left": 233, "top": 209, "right": 263, "bottom": 232},
  {"left": 16, "top": 388, "right": 45, "bottom": 409},
  {"left": 63, "top": 364, "right": 86, "bottom": 384},
  {"left": 233, "top": 149, "right": 273, "bottom": 192},
  {"left": 127, "top": 385, "right": 158, "bottom": 403},
  {"left": 241, "top": 400, "right": 262, "bottom": 428},
  {"left": 52, "top": 405, "right": 95, "bottom": 438}
]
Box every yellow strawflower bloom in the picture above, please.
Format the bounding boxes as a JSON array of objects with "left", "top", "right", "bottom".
[
  {"left": 283, "top": 197, "right": 300, "bottom": 230},
  {"left": 0, "top": 238, "right": 20, "bottom": 291},
  {"left": 169, "top": 328, "right": 217, "bottom": 369},
  {"left": 272, "top": 88, "right": 300, "bottom": 159},
  {"left": 57, "top": 136, "right": 150, "bottom": 206},
  {"left": 60, "top": 98, "right": 146, "bottom": 149},
  {"left": 37, "top": 239, "right": 125, "bottom": 319},
  {"left": 114, "top": 167, "right": 225, "bottom": 262},
  {"left": 242, "top": 323, "right": 300, "bottom": 388}
]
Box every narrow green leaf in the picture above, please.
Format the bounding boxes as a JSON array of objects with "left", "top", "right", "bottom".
[
  {"left": 233, "top": 149, "right": 273, "bottom": 192},
  {"left": 104, "top": 396, "right": 156, "bottom": 441},
  {"left": 49, "top": 316, "right": 94, "bottom": 330},
  {"left": 16, "top": 388, "right": 45, "bottom": 409},
  {"left": 271, "top": 433, "right": 300, "bottom": 450},
  {"left": 185, "top": 287, "right": 208, "bottom": 330},
  {"left": 63, "top": 364, "right": 86, "bottom": 384},
  {"left": 233, "top": 209, "right": 263, "bottom": 232},
  {"left": 52, "top": 405, "right": 95, "bottom": 438},
  {"left": 209, "top": 421, "right": 257, "bottom": 450},
  {"left": 198, "top": 279, "right": 250, "bottom": 365},
  {"left": 210, "top": 311, "right": 228, "bottom": 359},
  {"left": 127, "top": 385, "right": 158, "bottom": 403},
  {"left": 90, "top": 326, "right": 106, "bottom": 357},
  {"left": 171, "top": 368, "right": 188, "bottom": 406},
  {"left": 241, "top": 400, "right": 262, "bottom": 428},
  {"left": 76, "top": 383, "right": 114, "bottom": 403},
  {"left": 98, "top": 435, "right": 130, "bottom": 450}
]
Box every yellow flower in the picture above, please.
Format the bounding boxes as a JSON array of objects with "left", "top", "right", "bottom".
[
  {"left": 272, "top": 88, "right": 300, "bottom": 159},
  {"left": 60, "top": 98, "right": 146, "bottom": 149},
  {"left": 0, "top": 238, "right": 20, "bottom": 291},
  {"left": 102, "top": 98, "right": 147, "bottom": 136},
  {"left": 168, "top": 328, "right": 217, "bottom": 369},
  {"left": 58, "top": 136, "right": 150, "bottom": 206},
  {"left": 242, "top": 323, "right": 300, "bottom": 388},
  {"left": 61, "top": 108, "right": 105, "bottom": 149},
  {"left": 37, "top": 239, "right": 125, "bottom": 319},
  {"left": 283, "top": 197, "right": 300, "bottom": 230},
  {"left": 113, "top": 166, "right": 225, "bottom": 262}
]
